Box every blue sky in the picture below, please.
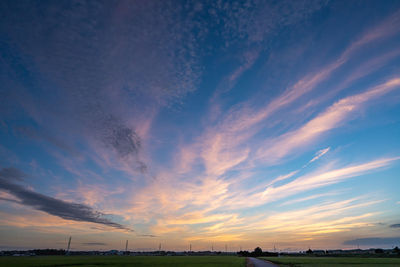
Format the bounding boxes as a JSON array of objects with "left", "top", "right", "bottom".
[{"left": 1, "top": 0, "right": 400, "bottom": 251}]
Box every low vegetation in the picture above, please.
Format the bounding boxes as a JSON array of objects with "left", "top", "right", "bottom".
[
  {"left": 262, "top": 256, "right": 400, "bottom": 267},
  {"left": 0, "top": 255, "right": 245, "bottom": 267}
]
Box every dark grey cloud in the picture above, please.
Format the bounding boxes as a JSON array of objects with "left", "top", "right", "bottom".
[
  {"left": 0, "top": 167, "right": 24, "bottom": 181},
  {"left": 109, "top": 127, "right": 140, "bottom": 158},
  {"left": 136, "top": 161, "right": 148, "bottom": 174},
  {"left": 390, "top": 224, "right": 400, "bottom": 228},
  {"left": 0, "top": 167, "right": 132, "bottom": 231},
  {"left": 344, "top": 237, "right": 400, "bottom": 246},
  {"left": 138, "top": 234, "right": 157, "bottom": 238},
  {"left": 0, "top": 196, "right": 20, "bottom": 204},
  {"left": 100, "top": 115, "right": 141, "bottom": 159},
  {"left": 90, "top": 111, "right": 147, "bottom": 173},
  {"left": 81, "top": 242, "right": 107, "bottom": 246}
]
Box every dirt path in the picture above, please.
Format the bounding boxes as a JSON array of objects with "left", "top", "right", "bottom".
[{"left": 247, "top": 257, "right": 279, "bottom": 267}]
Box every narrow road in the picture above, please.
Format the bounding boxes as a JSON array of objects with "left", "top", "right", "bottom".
[{"left": 247, "top": 257, "right": 278, "bottom": 267}]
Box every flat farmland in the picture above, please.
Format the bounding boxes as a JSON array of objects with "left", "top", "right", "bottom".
[
  {"left": 262, "top": 256, "right": 400, "bottom": 266},
  {"left": 0, "top": 255, "right": 245, "bottom": 267}
]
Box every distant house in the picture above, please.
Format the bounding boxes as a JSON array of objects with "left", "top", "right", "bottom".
[{"left": 106, "top": 250, "right": 119, "bottom": 255}]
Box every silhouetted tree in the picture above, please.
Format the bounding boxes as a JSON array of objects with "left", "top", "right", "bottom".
[
  {"left": 32, "top": 249, "right": 65, "bottom": 255},
  {"left": 253, "top": 247, "right": 262, "bottom": 257},
  {"left": 306, "top": 248, "right": 313, "bottom": 254},
  {"left": 394, "top": 246, "right": 400, "bottom": 254},
  {"left": 237, "top": 250, "right": 250, "bottom": 257}
]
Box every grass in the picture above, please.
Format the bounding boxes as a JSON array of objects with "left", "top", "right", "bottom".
[
  {"left": 261, "top": 256, "right": 400, "bottom": 266},
  {"left": 0, "top": 255, "right": 245, "bottom": 267}
]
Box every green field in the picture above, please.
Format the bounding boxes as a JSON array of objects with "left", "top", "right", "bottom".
[
  {"left": 262, "top": 256, "right": 400, "bottom": 266},
  {"left": 0, "top": 255, "right": 245, "bottom": 267}
]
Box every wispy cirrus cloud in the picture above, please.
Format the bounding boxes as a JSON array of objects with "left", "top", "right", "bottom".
[
  {"left": 127, "top": 9, "right": 400, "bottom": 243},
  {"left": 251, "top": 198, "right": 380, "bottom": 234},
  {"left": 257, "top": 78, "right": 400, "bottom": 163},
  {"left": 279, "top": 191, "right": 341, "bottom": 207},
  {"left": 309, "top": 147, "right": 331, "bottom": 164},
  {"left": 267, "top": 171, "right": 300, "bottom": 187},
  {"left": 211, "top": 0, "right": 328, "bottom": 96},
  {"left": 261, "top": 157, "right": 399, "bottom": 202},
  {"left": 226, "top": 6, "right": 400, "bottom": 129},
  {"left": 341, "top": 9, "right": 400, "bottom": 59},
  {"left": 124, "top": 154, "right": 398, "bottom": 242},
  {"left": 1, "top": 1, "right": 400, "bottom": 251},
  {"left": 210, "top": 156, "right": 398, "bottom": 212},
  {"left": 177, "top": 10, "right": 400, "bottom": 179},
  {"left": 194, "top": 196, "right": 382, "bottom": 245}
]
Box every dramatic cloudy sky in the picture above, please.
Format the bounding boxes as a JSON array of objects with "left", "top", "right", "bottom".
[{"left": 1, "top": 0, "right": 400, "bottom": 251}]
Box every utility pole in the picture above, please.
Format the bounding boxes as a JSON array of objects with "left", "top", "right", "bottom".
[
  {"left": 66, "top": 236, "right": 71, "bottom": 255},
  {"left": 189, "top": 244, "right": 192, "bottom": 252},
  {"left": 225, "top": 244, "right": 227, "bottom": 253},
  {"left": 125, "top": 240, "right": 128, "bottom": 253}
]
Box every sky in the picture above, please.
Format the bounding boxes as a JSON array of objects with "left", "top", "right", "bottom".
[{"left": 1, "top": 0, "right": 400, "bottom": 252}]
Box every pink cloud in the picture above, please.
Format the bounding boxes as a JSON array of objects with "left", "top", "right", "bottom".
[{"left": 257, "top": 78, "right": 400, "bottom": 163}]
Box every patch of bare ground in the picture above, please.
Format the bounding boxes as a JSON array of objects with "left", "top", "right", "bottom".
[{"left": 246, "top": 257, "right": 255, "bottom": 267}]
